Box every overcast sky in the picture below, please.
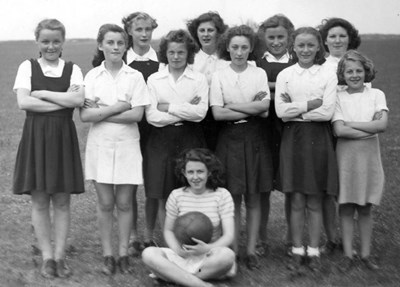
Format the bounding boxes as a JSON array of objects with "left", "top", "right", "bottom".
[{"left": 1, "top": 0, "right": 399, "bottom": 41}]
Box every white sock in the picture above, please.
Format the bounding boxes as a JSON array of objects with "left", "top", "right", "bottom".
[
  {"left": 292, "top": 246, "right": 305, "bottom": 256},
  {"left": 307, "top": 246, "right": 320, "bottom": 257}
]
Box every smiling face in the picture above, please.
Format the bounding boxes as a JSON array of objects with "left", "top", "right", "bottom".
[
  {"left": 166, "top": 42, "right": 188, "bottom": 73},
  {"left": 264, "top": 26, "right": 289, "bottom": 59},
  {"left": 343, "top": 60, "right": 365, "bottom": 93},
  {"left": 293, "top": 33, "right": 320, "bottom": 68},
  {"left": 99, "top": 31, "right": 127, "bottom": 64},
  {"left": 227, "top": 35, "right": 252, "bottom": 70},
  {"left": 197, "top": 21, "right": 218, "bottom": 53},
  {"left": 36, "top": 29, "right": 64, "bottom": 64},
  {"left": 128, "top": 18, "right": 154, "bottom": 51},
  {"left": 325, "top": 26, "right": 349, "bottom": 58},
  {"left": 183, "top": 161, "right": 210, "bottom": 194}
]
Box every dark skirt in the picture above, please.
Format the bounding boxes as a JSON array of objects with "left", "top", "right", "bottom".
[
  {"left": 13, "top": 110, "right": 85, "bottom": 195},
  {"left": 216, "top": 118, "right": 273, "bottom": 195},
  {"left": 279, "top": 121, "right": 338, "bottom": 196},
  {"left": 143, "top": 122, "right": 205, "bottom": 199}
]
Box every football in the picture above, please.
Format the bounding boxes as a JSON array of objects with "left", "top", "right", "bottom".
[{"left": 173, "top": 211, "right": 213, "bottom": 245}]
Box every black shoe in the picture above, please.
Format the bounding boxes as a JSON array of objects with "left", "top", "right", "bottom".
[
  {"left": 255, "top": 242, "right": 269, "bottom": 257},
  {"left": 128, "top": 240, "right": 143, "bottom": 257},
  {"left": 56, "top": 259, "right": 72, "bottom": 278},
  {"left": 307, "top": 256, "right": 321, "bottom": 272},
  {"left": 118, "top": 256, "right": 131, "bottom": 274},
  {"left": 337, "top": 256, "right": 355, "bottom": 273},
  {"left": 102, "top": 256, "right": 116, "bottom": 275},
  {"left": 245, "top": 254, "right": 260, "bottom": 270},
  {"left": 41, "top": 259, "right": 56, "bottom": 279},
  {"left": 143, "top": 239, "right": 158, "bottom": 248},
  {"left": 320, "top": 240, "right": 337, "bottom": 255},
  {"left": 287, "top": 254, "right": 304, "bottom": 272},
  {"left": 285, "top": 243, "right": 293, "bottom": 257},
  {"left": 361, "top": 256, "right": 380, "bottom": 271}
]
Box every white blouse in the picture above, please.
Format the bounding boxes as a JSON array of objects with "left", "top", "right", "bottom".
[
  {"left": 13, "top": 58, "right": 83, "bottom": 92},
  {"left": 145, "top": 66, "right": 209, "bottom": 127},
  {"left": 332, "top": 86, "right": 388, "bottom": 123},
  {"left": 190, "top": 49, "right": 229, "bottom": 85},
  {"left": 275, "top": 63, "right": 337, "bottom": 122},
  {"left": 209, "top": 64, "right": 270, "bottom": 107}
]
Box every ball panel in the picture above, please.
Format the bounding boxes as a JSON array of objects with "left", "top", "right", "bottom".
[{"left": 173, "top": 211, "right": 213, "bottom": 245}]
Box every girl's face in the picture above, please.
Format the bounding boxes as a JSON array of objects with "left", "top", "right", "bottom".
[
  {"left": 343, "top": 60, "right": 365, "bottom": 93},
  {"left": 36, "top": 29, "right": 64, "bottom": 63},
  {"left": 99, "top": 31, "right": 127, "bottom": 63},
  {"left": 129, "top": 19, "right": 153, "bottom": 50},
  {"left": 166, "top": 42, "right": 188, "bottom": 72},
  {"left": 197, "top": 21, "right": 218, "bottom": 51},
  {"left": 325, "top": 26, "right": 349, "bottom": 58},
  {"left": 183, "top": 161, "right": 210, "bottom": 194},
  {"left": 227, "top": 35, "right": 252, "bottom": 69},
  {"left": 293, "top": 33, "right": 320, "bottom": 68},
  {"left": 264, "top": 26, "right": 289, "bottom": 59}
]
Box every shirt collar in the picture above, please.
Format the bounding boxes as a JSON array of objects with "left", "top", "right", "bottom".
[
  {"left": 198, "top": 49, "right": 218, "bottom": 60},
  {"left": 326, "top": 55, "right": 341, "bottom": 64},
  {"left": 262, "top": 51, "right": 290, "bottom": 63},
  {"left": 294, "top": 63, "right": 321, "bottom": 75},
  {"left": 154, "top": 65, "right": 196, "bottom": 80},
  {"left": 126, "top": 46, "right": 158, "bottom": 64},
  {"left": 38, "top": 58, "right": 65, "bottom": 74},
  {"left": 94, "top": 61, "right": 136, "bottom": 77}
]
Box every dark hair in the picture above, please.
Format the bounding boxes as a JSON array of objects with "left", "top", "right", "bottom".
[
  {"left": 34, "top": 19, "right": 66, "bottom": 41},
  {"left": 186, "top": 11, "right": 228, "bottom": 48},
  {"left": 92, "top": 24, "right": 128, "bottom": 67},
  {"left": 318, "top": 18, "right": 361, "bottom": 51},
  {"left": 158, "top": 29, "right": 198, "bottom": 65},
  {"left": 175, "top": 148, "right": 225, "bottom": 191},
  {"left": 289, "top": 27, "right": 326, "bottom": 65},
  {"left": 337, "top": 50, "right": 376, "bottom": 85},
  {"left": 255, "top": 14, "right": 295, "bottom": 58},
  {"left": 122, "top": 12, "right": 158, "bottom": 48},
  {"left": 217, "top": 25, "right": 257, "bottom": 61}
]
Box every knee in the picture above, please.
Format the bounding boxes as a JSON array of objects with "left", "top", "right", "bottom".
[
  {"left": 142, "top": 247, "right": 162, "bottom": 266},
  {"left": 116, "top": 201, "right": 132, "bottom": 213},
  {"left": 306, "top": 196, "right": 322, "bottom": 213},
  {"left": 245, "top": 194, "right": 260, "bottom": 209},
  {"left": 52, "top": 194, "right": 71, "bottom": 211},
  {"left": 291, "top": 194, "right": 305, "bottom": 212},
  {"left": 98, "top": 201, "right": 114, "bottom": 213},
  {"left": 339, "top": 204, "right": 355, "bottom": 217},
  {"left": 357, "top": 204, "right": 372, "bottom": 217},
  {"left": 32, "top": 194, "right": 50, "bottom": 212}
]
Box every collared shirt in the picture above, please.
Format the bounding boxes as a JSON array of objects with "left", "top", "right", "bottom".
[
  {"left": 190, "top": 49, "right": 229, "bottom": 85},
  {"left": 275, "top": 63, "right": 337, "bottom": 122},
  {"left": 332, "top": 86, "right": 388, "bottom": 123},
  {"left": 262, "top": 51, "right": 290, "bottom": 64},
  {"left": 13, "top": 58, "right": 83, "bottom": 92},
  {"left": 145, "top": 66, "right": 208, "bottom": 127},
  {"left": 210, "top": 64, "right": 270, "bottom": 107},
  {"left": 126, "top": 46, "right": 158, "bottom": 63}
]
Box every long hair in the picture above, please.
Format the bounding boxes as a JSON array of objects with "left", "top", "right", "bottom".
[
  {"left": 217, "top": 25, "right": 257, "bottom": 61},
  {"left": 289, "top": 27, "right": 326, "bottom": 65}
]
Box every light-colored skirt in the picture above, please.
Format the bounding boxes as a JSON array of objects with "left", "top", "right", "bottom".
[{"left": 336, "top": 135, "right": 384, "bottom": 205}]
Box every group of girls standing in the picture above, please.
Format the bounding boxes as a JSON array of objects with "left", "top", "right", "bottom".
[{"left": 12, "top": 9, "right": 388, "bottom": 286}]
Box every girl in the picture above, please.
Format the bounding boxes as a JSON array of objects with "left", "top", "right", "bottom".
[
  {"left": 122, "top": 11, "right": 160, "bottom": 254},
  {"left": 13, "top": 19, "right": 84, "bottom": 279},
  {"left": 210, "top": 25, "right": 272, "bottom": 269},
  {"left": 255, "top": 14, "right": 295, "bottom": 257},
  {"left": 275, "top": 27, "right": 338, "bottom": 272},
  {"left": 80, "top": 24, "right": 149, "bottom": 275},
  {"left": 144, "top": 29, "right": 208, "bottom": 242},
  {"left": 187, "top": 11, "right": 229, "bottom": 151},
  {"left": 142, "top": 148, "right": 236, "bottom": 287},
  {"left": 333, "top": 50, "right": 388, "bottom": 271}
]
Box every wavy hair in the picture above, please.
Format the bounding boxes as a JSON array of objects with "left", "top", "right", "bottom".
[
  {"left": 289, "top": 27, "right": 326, "bottom": 65},
  {"left": 318, "top": 18, "right": 361, "bottom": 51},
  {"left": 217, "top": 25, "right": 257, "bottom": 61},
  {"left": 337, "top": 50, "right": 376, "bottom": 85},
  {"left": 122, "top": 12, "right": 158, "bottom": 48},
  {"left": 158, "top": 29, "right": 198, "bottom": 65}
]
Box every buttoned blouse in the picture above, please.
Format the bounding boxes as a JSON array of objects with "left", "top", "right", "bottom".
[
  {"left": 13, "top": 58, "right": 83, "bottom": 92},
  {"left": 209, "top": 64, "right": 270, "bottom": 107},
  {"left": 191, "top": 49, "right": 229, "bottom": 85},
  {"left": 275, "top": 63, "right": 337, "bottom": 122},
  {"left": 145, "top": 66, "right": 208, "bottom": 127},
  {"left": 332, "top": 86, "right": 388, "bottom": 123}
]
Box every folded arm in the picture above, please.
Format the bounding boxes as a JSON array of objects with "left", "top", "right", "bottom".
[
  {"left": 30, "top": 84, "right": 84, "bottom": 108},
  {"left": 16, "top": 88, "right": 65, "bottom": 112}
]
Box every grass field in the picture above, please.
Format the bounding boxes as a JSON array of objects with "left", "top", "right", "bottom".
[{"left": 0, "top": 38, "right": 399, "bottom": 287}]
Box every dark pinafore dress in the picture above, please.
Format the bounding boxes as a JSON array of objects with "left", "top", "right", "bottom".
[{"left": 13, "top": 59, "right": 85, "bottom": 195}]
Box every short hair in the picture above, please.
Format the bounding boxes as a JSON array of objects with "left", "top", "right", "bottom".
[
  {"left": 289, "top": 27, "right": 326, "bottom": 65},
  {"left": 34, "top": 19, "right": 66, "bottom": 40},
  {"left": 186, "top": 11, "right": 228, "bottom": 48},
  {"left": 175, "top": 148, "right": 225, "bottom": 191},
  {"left": 255, "top": 14, "right": 295, "bottom": 58},
  {"left": 318, "top": 18, "right": 361, "bottom": 51},
  {"left": 158, "top": 29, "right": 199, "bottom": 65},
  {"left": 92, "top": 24, "right": 128, "bottom": 67},
  {"left": 122, "top": 12, "right": 158, "bottom": 48},
  {"left": 337, "top": 50, "right": 376, "bottom": 85},
  {"left": 217, "top": 25, "right": 257, "bottom": 61}
]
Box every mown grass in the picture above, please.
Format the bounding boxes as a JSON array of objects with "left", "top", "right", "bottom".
[{"left": 0, "top": 38, "right": 399, "bottom": 287}]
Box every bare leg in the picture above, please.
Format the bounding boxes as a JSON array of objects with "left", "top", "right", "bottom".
[
  {"left": 142, "top": 247, "right": 213, "bottom": 287},
  {"left": 52, "top": 192, "right": 71, "bottom": 260},
  {"left": 144, "top": 197, "right": 158, "bottom": 242},
  {"left": 259, "top": 191, "right": 271, "bottom": 243},
  {"left": 115, "top": 185, "right": 134, "bottom": 257},
  {"left": 157, "top": 199, "right": 167, "bottom": 234},
  {"left": 290, "top": 193, "right": 306, "bottom": 248},
  {"left": 94, "top": 182, "right": 115, "bottom": 256},
  {"left": 195, "top": 247, "right": 236, "bottom": 280},
  {"left": 285, "top": 193, "right": 292, "bottom": 244},
  {"left": 322, "top": 195, "right": 337, "bottom": 242},
  {"left": 306, "top": 195, "right": 323, "bottom": 248},
  {"left": 232, "top": 195, "right": 242, "bottom": 253},
  {"left": 339, "top": 203, "right": 355, "bottom": 258},
  {"left": 357, "top": 204, "right": 373, "bottom": 258},
  {"left": 31, "top": 191, "right": 52, "bottom": 260},
  {"left": 130, "top": 186, "right": 138, "bottom": 241},
  {"left": 246, "top": 193, "right": 261, "bottom": 255}
]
